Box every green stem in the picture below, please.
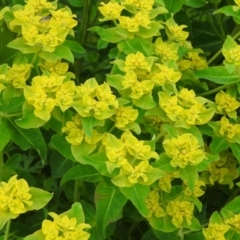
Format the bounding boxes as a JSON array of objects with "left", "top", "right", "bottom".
[
  {"left": 4, "top": 219, "right": 11, "bottom": 240},
  {"left": 155, "top": 132, "right": 165, "bottom": 142},
  {"left": 1, "top": 112, "right": 22, "bottom": 118},
  {"left": 74, "top": 179, "right": 81, "bottom": 202},
  {"left": 75, "top": 0, "right": 90, "bottom": 83},
  {"left": 0, "top": 150, "right": 3, "bottom": 182},
  {"left": 208, "top": 30, "right": 240, "bottom": 65},
  {"left": 198, "top": 83, "right": 235, "bottom": 97}
]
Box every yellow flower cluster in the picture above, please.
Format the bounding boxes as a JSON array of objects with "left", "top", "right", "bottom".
[
  {"left": 201, "top": 152, "right": 239, "bottom": 188},
  {"left": 0, "top": 175, "right": 32, "bottom": 217},
  {"left": 225, "top": 214, "right": 240, "bottom": 233},
  {"left": 74, "top": 78, "right": 118, "bottom": 120},
  {"left": 163, "top": 133, "right": 205, "bottom": 168},
  {"left": 158, "top": 171, "right": 179, "bottom": 193},
  {"left": 8, "top": 0, "right": 77, "bottom": 52},
  {"left": 112, "top": 105, "right": 138, "bottom": 130},
  {"left": 183, "top": 180, "right": 205, "bottom": 197},
  {"left": 145, "top": 190, "right": 166, "bottom": 218},
  {"left": 202, "top": 223, "right": 229, "bottom": 240},
  {"left": 24, "top": 63, "right": 75, "bottom": 121},
  {"left": 215, "top": 91, "right": 240, "bottom": 119},
  {"left": 62, "top": 114, "right": 102, "bottom": 146},
  {"left": 159, "top": 88, "right": 215, "bottom": 127},
  {"left": 166, "top": 200, "right": 194, "bottom": 228},
  {"left": 41, "top": 213, "right": 91, "bottom": 240},
  {"left": 103, "top": 131, "right": 161, "bottom": 187},
  {"left": 178, "top": 51, "right": 208, "bottom": 71}
]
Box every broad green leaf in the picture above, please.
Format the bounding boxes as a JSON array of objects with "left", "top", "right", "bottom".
[
  {"left": 15, "top": 102, "right": 46, "bottom": 129},
  {"left": 95, "top": 182, "right": 127, "bottom": 239},
  {"left": 163, "top": 186, "right": 184, "bottom": 201},
  {"left": 183, "top": 0, "right": 206, "bottom": 8},
  {"left": 97, "top": 39, "right": 108, "bottom": 50},
  {"left": 163, "top": 0, "right": 183, "bottom": 13},
  {"left": 117, "top": 38, "right": 154, "bottom": 56},
  {"left": 23, "top": 230, "right": 45, "bottom": 240},
  {"left": 62, "top": 40, "right": 86, "bottom": 54},
  {"left": 50, "top": 151, "right": 74, "bottom": 178},
  {"left": 152, "top": 229, "right": 181, "bottom": 240},
  {"left": 215, "top": 6, "right": 240, "bottom": 24},
  {"left": 2, "top": 119, "right": 47, "bottom": 162},
  {"left": 185, "top": 232, "right": 205, "bottom": 240},
  {"left": 28, "top": 187, "right": 53, "bottom": 210},
  {"left": 209, "top": 136, "right": 229, "bottom": 155},
  {"left": 120, "top": 184, "right": 149, "bottom": 217},
  {"left": 0, "top": 121, "right": 10, "bottom": 151},
  {"left": 132, "top": 93, "right": 156, "bottom": 109},
  {"left": 88, "top": 26, "right": 124, "bottom": 43},
  {"left": 80, "top": 116, "right": 104, "bottom": 137},
  {"left": 179, "top": 166, "right": 197, "bottom": 192},
  {"left": 230, "top": 143, "right": 240, "bottom": 162},
  {"left": 163, "top": 124, "right": 178, "bottom": 138},
  {"left": 224, "top": 196, "right": 240, "bottom": 213},
  {"left": 196, "top": 153, "right": 219, "bottom": 172},
  {"left": 150, "top": 215, "right": 177, "bottom": 233},
  {"left": 50, "top": 134, "right": 75, "bottom": 162},
  {"left": 61, "top": 202, "right": 85, "bottom": 223},
  {"left": 0, "top": 210, "right": 15, "bottom": 231},
  {"left": 68, "top": 0, "right": 83, "bottom": 7},
  {"left": 7, "top": 37, "right": 40, "bottom": 53},
  {"left": 195, "top": 66, "right": 239, "bottom": 84},
  {"left": 136, "top": 22, "right": 163, "bottom": 38},
  {"left": 209, "top": 211, "right": 223, "bottom": 224},
  {"left": 152, "top": 153, "right": 176, "bottom": 172},
  {"left": 0, "top": 94, "right": 25, "bottom": 113},
  {"left": 60, "top": 163, "right": 102, "bottom": 185}
]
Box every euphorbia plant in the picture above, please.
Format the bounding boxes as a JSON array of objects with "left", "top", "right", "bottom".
[{"left": 2, "top": 0, "right": 240, "bottom": 239}]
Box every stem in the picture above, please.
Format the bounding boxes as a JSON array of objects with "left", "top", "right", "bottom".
[
  {"left": 198, "top": 83, "right": 235, "bottom": 97},
  {"left": 75, "top": 0, "right": 90, "bottom": 83},
  {"left": 1, "top": 112, "right": 22, "bottom": 118},
  {"left": 4, "top": 219, "right": 11, "bottom": 240},
  {"left": 74, "top": 179, "right": 81, "bottom": 202}
]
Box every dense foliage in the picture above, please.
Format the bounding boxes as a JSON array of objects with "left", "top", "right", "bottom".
[{"left": 1, "top": 0, "right": 240, "bottom": 239}]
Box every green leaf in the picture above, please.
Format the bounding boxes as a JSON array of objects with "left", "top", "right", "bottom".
[
  {"left": 62, "top": 40, "right": 86, "bottom": 54},
  {"left": 152, "top": 153, "right": 176, "bottom": 172},
  {"left": 88, "top": 26, "right": 124, "bottom": 43},
  {"left": 7, "top": 37, "right": 40, "bottom": 53},
  {"left": 0, "top": 210, "right": 15, "bottom": 231},
  {"left": 179, "top": 166, "right": 197, "bottom": 192},
  {"left": 224, "top": 196, "right": 240, "bottom": 213},
  {"left": 97, "top": 39, "right": 108, "bottom": 50},
  {"left": 152, "top": 229, "right": 181, "bottom": 240},
  {"left": 27, "top": 187, "right": 53, "bottom": 210},
  {"left": 136, "top": 22, "right": 163, "bottom": 38},
  {"left": 195, "top": 66, "right": 239, "bottom": 84},
  {"left": 61, "top": 202, "right": 85, "bottom": 223},
  {"left": 95, "top": 182, "right": 127, "bottom": 239},
  {"left": 68, "top": 0, "right": 83, "bottom": 7},
  {"left": 132, "top": 93, "right": 156, "bottom": 109},
  {"left": 0, "top": 94, "right": 25, "bottom": 113},
  {"left": 80, "top": 116, "right": 104, "bottom": 137},
  {"left": 183, "top": 0, "right": 206, "bottom": 8},
  {"left": 0, "top": 121, "right": 10, "bottom": 151},
  {"left": 50, "top": 134, "right": 75, "bottom": 162},
  {"left": 230, "top": 143, "right": 240, "bottom": 162},
  {"left": 209, "top": 136, "right": 229, "bottom": 155},
  {"left": 117, "top": 38, "right": 154, "bottom": 56},
  {"left": 185, "top": 232, "right": 205, "bottom": 240},
  {"left": 2, "top": 119, "right": 47, "bottom": 162},
  {"left": 23, "top": 230, "right": 45, "bottom": 240},
  {"left": 215, "top": 6, "right": 240, "bottom": 24},
  {"left": 120, "top": 184, "right": 149, "bottom": 217},
  {"left": 50, "top": 151, "right": 74, "bottom": 178},
  {"left": 196, "top": 153, "right": 219, "bottom": 172},
  {"left": 60, "top": 163, "right": 102, "bottom": 185},
  {"left": 150, "top": 215, "right": 177, "bottom": 232},
  {"left": 209, "top": 211, "right": 223, "bottom": 224},
  {"left": 163, "top": 0, "right": 183, "bottom": 13},
  {"left": 15, "top": 102, "right": 46, "bottom": 129}
]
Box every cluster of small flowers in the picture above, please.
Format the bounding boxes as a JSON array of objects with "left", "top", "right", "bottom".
[
  {"left": 102, "top": 131, "right": 162, "bottom": 187},
  {"left": 41, "top": 213, "right": 90, "bottom": 240},
  {"left": 5, "top": 0, "right": 77, "bottom": 52},
  {"left": 0, "top": 175, "right": 32, "bottom": 217}
]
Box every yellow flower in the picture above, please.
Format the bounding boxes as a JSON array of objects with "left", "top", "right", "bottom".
[
  {"left": 99, "top": 1, "right": 124, "bottom": 21},
  {"left": 163, "top": 133, "right": 205, "bottom": 168},
  {"left": 134, "top": 11, "right": 150, "bottom": 28},
  {"left": 184, "top": 180, "right": 205, "bottom": 197},
  {"left": 113, "top": 105, "right": 138, "bottom": 129},
  {"left": 55, "top": 81, "right": 76, "bottom": 112},
  {"left": 122, "top": 0, "right": 154, "bottom": 11},
  {"left": 145, "top": 190, "right": 166, "bottom": 218},
  {"left": 122, "top": 70, "right": 138, "bottom": 88},
  {"left": 158, "top": 171, "right": 179, "bottom": 193},
  {"left": 215, "top": 91, "right": 240, "bottom": 119},
  {"left": 222, "top": 45, "right": 240, "bottom": 65},
  {"left": 225, "top": 214, "right": 240, "bottom": 233},
  {"left": 151, "top": 64, "right": 181, "bottom": 86},
  {"left": 202, "top": 223, "right": 229, "bottom": 240},
  {"left": 219, "top": 116, "right": 240, "bottom": 139},
  {"left": 130, "top": 80, "right": 154, "bottom": 99},
  {"left": 26, "top": 0, "right": 57, "bottom": 13},
  {"left": 124, "top": 52, "right": 150, "bottom": 72},
  {"left": 166, "top": 200, "right": 194, "bottom": 228},
  {"left": 0, "top": 176, "right": 32, "bottom": 217},
  {"left": 119, "top": 16, "right": 140, "bottom": 32},
  {"left": 177, "top": 88, "right": 197, "bottom": 107},
  {"left": 154, "top": 38, "right": 179, "bottom": 62}
]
